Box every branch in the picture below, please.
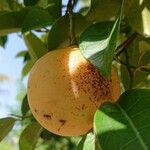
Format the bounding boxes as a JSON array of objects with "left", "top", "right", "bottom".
[
  {"left": 115, "top": 32, "right": 138, "bottom": 56},
  {"left": 10, "top": 114, "right": 33, "bottom": 121},
  {"left": 66, "top": 0, "right": 75, "bottom": 45},
  {"left": 140, "top": 66, "right": 150, "bottom": 73}
]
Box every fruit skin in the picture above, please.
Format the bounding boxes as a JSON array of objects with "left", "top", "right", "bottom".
[{"left": 27, "top": 46, "right": 120, "bottom": 136}]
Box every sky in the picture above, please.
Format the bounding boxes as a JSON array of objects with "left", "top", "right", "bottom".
[
  {"left": 0, "top": 0, "right": 85, "bottom": 118},
  {"left": 0, "top": 33, "right": 27, "bottom": 117}
]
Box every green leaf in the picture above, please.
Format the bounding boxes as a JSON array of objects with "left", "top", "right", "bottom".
[
  {"left": 86, "top": 0, "right": 121, "bottom": 22},
  {"left": 46, "top": 0, "right": 62, "bottom": 21},
  {"left": 124, "top": 0, "right": 150, "bottom": 37},
  {"left": 48, "top": 13, "right": 89, "bottom": 50},
  {"left": 0, "top": 35, "right": 7, "bottom": 47},
  {"left": 23, "top": 32, "right": 48, "bottom": 62},
  {"left": 16, "top": 50, "right": 31, "bottom": 62},
  {"left": 24, "top": 0, "right": 39, "bottom": 6},
  {"left": 40, "top": 129, "right": 52, "bottom": 140},
  {"left": 139, "top": 40, "right": 150, "bottom": 53},
  {"left": 133, "top": 69, "right": 150, "bottom": 88},
  {"left": 94, "top": 89, "right": 150, "bottom": 150},
  {"left": 139, "top": 51, "right": 150, "bottom": 66},
  {"left": 77, "top": 133, "right": 101, "bottom": 150},
  {"left": 19, "top": 122, "right": 43, "bottom": 150},
  {"left": 0, "top": 0, "right": 11, "bottom": 11},
  {"left": 79, "top": 5, "right": 122, "bottom": 78},
  {"left": 0, "top": 0, "right": 21, "bottom": 11},
  {"left": 16, "top": 50, "right": 28, "bottom": 58},
  {"left": 120, "top": 65, "right": 130, "bottom": 90},
  {"left": 25, "top": 0, "right": 61, "bottom": 21},
  {"left": 0, "top": 117, "right": 16, "bottom": 142},
  {"left": 0, "top": 7, "right": 53, "bottom": 36},
  {"left": 22, "top": 7, "right": 53, "bottom": 33},
  {"left": 0, "top": 11, "right": 23, "bottom": 36},
  {"left": 21, "top": 94, "right": 30, "bottom": 116},
  {"left": 22, "top": 60, "right": 34, "bottom": 77}
]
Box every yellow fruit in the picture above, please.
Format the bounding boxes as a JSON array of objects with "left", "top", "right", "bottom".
[{"left": 27, "top": 46, "right": 120, "bottom": 136}]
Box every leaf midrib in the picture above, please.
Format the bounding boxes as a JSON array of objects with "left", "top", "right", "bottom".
[{"left": 116, "top": 103, "right": 148, "bottom": 150}]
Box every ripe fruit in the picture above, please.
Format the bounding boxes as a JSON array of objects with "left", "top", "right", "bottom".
[{"left": 27, "top": 46, "right": 120, "bottom": 136}]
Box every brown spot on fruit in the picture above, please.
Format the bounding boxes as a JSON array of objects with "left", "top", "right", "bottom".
[
  {"left": 43, "top": 114, "right": 51, "bottom": 119},
  {"left": 82, "top": 104, "right": 85, "bottom": 110},
  {"left": 59, "top": 119, "right": 66, "bottom": 124},
  {"left": 34, "top": 109, "right": 37, "bottom": 113},
  {"left": 58, "top": 120, "right": 66, "bottom": 131}
]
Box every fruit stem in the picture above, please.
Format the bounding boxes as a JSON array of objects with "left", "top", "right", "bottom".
[{"left": 66, "top": 0, "right": 76, "bottom": 46}]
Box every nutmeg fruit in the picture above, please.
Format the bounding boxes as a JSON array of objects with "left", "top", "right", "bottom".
[{"left": 27, "top": 46, "right": 120, "bottom": 136}]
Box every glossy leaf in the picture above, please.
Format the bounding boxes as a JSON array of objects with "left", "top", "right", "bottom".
[
  {"left": 124, "top": 0, "right": 150, "bottom": 37},
  {"left": 94, "top": 89, "right": 150, "bottom": 150},
  {"left": 48, "top": 13, "right": 89, "bottom": 50},
  {"left": 21, "top": 94, "right": 30, "bottom": 116},
  {"left": 19, "top": 122, "right": 43, "bottom": 150},
  {"left": 79, "top": 5, "right": 122, "bottom": 78},
  {"left": 0, "top": 117, "right": 16, "bottom": 142},
  {"left": 23, "top": 32, "right": 48, "bottom": 62},
  {"left": 86, "top": 0, "right": 121, "bottom": 22}
]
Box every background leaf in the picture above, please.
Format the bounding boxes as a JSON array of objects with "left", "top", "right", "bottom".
[
  {"left": 0, "top": 35, "right": 7, "bottom": 47},
  {"left": 23, "top": 0, "right": 39, "bottom": 6},
  {"left": 22, "top": 60, "right": 34, "bottom": 77},
  {"left": 124, "top": 0, "right": 150, "bottom": 37},
  {"left": 0, "top": 117, "right": 16, "bottom": 142},
  {"left": 21, "top": 94, "right": 30, "bottom": 116},
  {"left": 86, "top": 0, "right": 121, "bottom": 22},
  {"left": 77, "top": 133, "right": 101, "bottom": 150},
  {"left": 94, "top": 89, "right": 150, "bottom": 150},
  {"left": 0, "top": 7, "right": 53, "bottom": 36},
  {"left": 48, "top": 13, "right": 89, "bottom": 50},
  {"left": 19, "top": 122, "right": 43, "bottom": 150},
  {"left": 23, "top": 32, "right": 48, "bottom": 62},
  {"left": 22, "top": 7, "right": 53, "bottom": 33}
]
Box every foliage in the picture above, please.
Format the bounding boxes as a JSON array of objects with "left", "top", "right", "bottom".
[{"left": 0, "top": 0, "right": 150, "bottom": 149}]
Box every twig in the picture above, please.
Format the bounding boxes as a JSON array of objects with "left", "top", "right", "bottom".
[
  {"left": 115, "top": 32, "right": 138, "bottom": 56},
  {"left": 114, "top": 56, "right": 136, "bottom": 69},
  {"left": 10, "top": 114, "right": 33, "bottom": 121},
  {"left": 124, "top": 50, "right": 134, "bottom": 89},
  {"left": 140, "top": 67, "right": 150, "bottom": 73},
  {"left": 66, "top": 0, "right": 75, "bottom": 45}
]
